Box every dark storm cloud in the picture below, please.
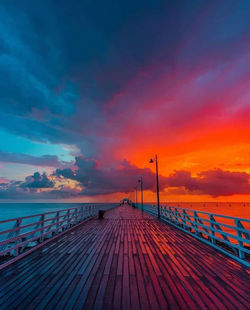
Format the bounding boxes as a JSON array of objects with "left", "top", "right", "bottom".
[
  {"left": 0, "top": 181, "right": 27, "bottom": 199},
  {"left": 166, "top": 169, "right": 250, "bottom": 197},
  {"left": 0, "top": 0, "right": 249, "bottom": 156},
  {"left": 0, "top": 150, "right": 72, "bottom": 168},
  {"left": 55, "top": 156, "right": 165, "bottom": 195},
  {"left": 0, "top": 1, "right": 79, "bottom": 147},
  {"left": 0, "top": 161, "right": 249, "bottom": 198},
  {"left": 0, "top": 0, "right": 249, "bottom": 200},
  {"left": 0, "top": 179, "right": 78, "bottom": 199},
  {"left": 22, "top": 172, "right": 54, "bottom": 188},
  {"left": 54, "top": 157, "right": 250, "bottom": 197},
  {"left": 55, "top": 157, "right": 250, "bottom": 197}
]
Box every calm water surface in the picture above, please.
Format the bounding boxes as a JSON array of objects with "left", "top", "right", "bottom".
[
  {"left": 0, "top": 202, "right": 249, "bottom": 220},
  {"left": 0, "top": 203, "right": 90, "bottom": 221}
]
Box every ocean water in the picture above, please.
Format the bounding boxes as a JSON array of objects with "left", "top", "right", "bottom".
[
  {"left": 0, "top": 202, "right": 249, "bottom": 221},
  {"left": 0, "top": 203, "right": 89, "bottom": 222}
]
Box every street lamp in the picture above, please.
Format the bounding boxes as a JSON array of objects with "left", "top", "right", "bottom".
[
  {"left": 134, "top": 186, "right": 138, "bottom": 208},
  {"left": 138, "top": 177, "right": 143, "bottom": 211},
  {"left": 149, "top": 154, "right": 160, "bottom": 218}
]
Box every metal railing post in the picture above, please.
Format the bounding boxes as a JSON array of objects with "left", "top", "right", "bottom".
[
  {"left": 210, "top": 215, "right": 215, "bottom": 244},
  {"left": 165, "top": 206, "right": 170, "bottom": 220},
  {"left": 75, "top": 208, "right": 78, "bottom": 224},
  {"left": 40, "top": 214, "right": 45, "bottom": 242},
  {"left": 169, "top": 207, "right": 172, "bottom": 221},
  {"left": 56, "top": 211, "right": 60, "bottom": 233},
  {"left": 194, "top": 211, "right": 198, "bottom": 235},
  {"left": 183, "top": 210, "right": 187, "bottom": 228},
  {"left": 14, "top": 219, "right": 21, "bottom": 256},
  {"left": 81, "top": 206, "right": 84, "bottom": 220},
  {"left": 67, "top": 209, "right": 70, "bottom": 227},
  {"left": 235, "top": 219, "right": 245, "bottom": 259}
]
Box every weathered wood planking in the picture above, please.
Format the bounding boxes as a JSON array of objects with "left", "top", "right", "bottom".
[{"left": 0, "top": 205, "right": 249, "bottom": 310}]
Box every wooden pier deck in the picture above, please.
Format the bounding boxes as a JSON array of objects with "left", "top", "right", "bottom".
[{"left": 0, "top": 205, "right": 249, "bottom": 310}]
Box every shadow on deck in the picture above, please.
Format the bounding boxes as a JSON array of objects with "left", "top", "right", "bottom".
[{"left": 0, "top": 205, "right": 249, "bottom": 310}]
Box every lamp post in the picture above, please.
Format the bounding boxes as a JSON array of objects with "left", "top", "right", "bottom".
[
  {"left": 149, "top": 154, "right": 160, "bottom": 218},
  {"left": 138, "top": 177, "right": 143, "bottom": 211},
  {"left": 134, "top": 186, "right": 138, "bottom": 208}
]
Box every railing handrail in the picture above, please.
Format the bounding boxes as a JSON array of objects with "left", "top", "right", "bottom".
[
  {"left": 161, "top": 204, "right": 250, "bottom": 222},
  {"left": 159, "top": 209, "right": 250, "bottom": 231},
  {"left": 0, "top": 214, "right": 81, "bottom": 246},
  {"left": 0, "top": 203, "right": 112, "bottom": 224},
  {"left": 0, "top": 203, "right": 118, "bottom": 269}
]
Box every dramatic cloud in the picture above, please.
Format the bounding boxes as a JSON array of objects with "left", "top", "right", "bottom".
[
  {"left": 0, "top": 159, "right": 249, "bottom": 199},
  {"left": 0, "top": 1, "right": 249, "bottom": 200},
  {"left": 0, "top": 150, "right": 72, "bottom": 168},
  {"left": 55, "top": 157, "right": 250, "bottom": 197},
  {"left": 22, "top": 172, "right": 54, "bottom": 188},
  {"left": 55, "top": 156, "right": 166, "bottom": 195},
  {"left": 0, "top": 1, "right": 249, "bottom": 157},
  {"left": 0, "top": 172, "right": 77, "bottom": 199},
  {"left": 166, "top": 169, "right": 250, "bottom": 197},
  {"left": 0, "top": 180, "right": 79, "bottom": 199}
]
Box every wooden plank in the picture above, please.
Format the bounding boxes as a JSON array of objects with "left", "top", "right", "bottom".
[
  {"left": 35, "top": 223, "right": 111, "bottom": 309},
  {"left": 0, "top": 230, "right": 93, "bottom": 307},
  {"left": 34, "top": 223, "right": 112, "bottom": 309},
  {"left": 102, "top": 254, "right": 118, "bottom": 310},
  {"left": 113, "top": 275, "right": 122, "bottom": 310},
  {"left": 68, "top": 222, "right": 116, "bottom": 310},
  {"left": 133, "top": 255, "right": 150, "bottom": 309}
]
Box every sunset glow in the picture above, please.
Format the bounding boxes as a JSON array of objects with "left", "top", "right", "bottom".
[{"left": 0, "top": 1, "right": 249, "bottom": 202}]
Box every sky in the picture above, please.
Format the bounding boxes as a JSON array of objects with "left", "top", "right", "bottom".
[{"left": 0, "top": 0, "right": 249, "bottom": 202}]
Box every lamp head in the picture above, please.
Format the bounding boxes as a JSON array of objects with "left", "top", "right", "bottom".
[{"left": 149, "top": 158, "right": 154, "bottom": 163}]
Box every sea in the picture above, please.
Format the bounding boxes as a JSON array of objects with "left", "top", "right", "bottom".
[
  {"left": 0, "top": 202, "right": 249, "bottom": 221},
  {"left": 0, "top": 203, "right": 89, "bottom": 222}
]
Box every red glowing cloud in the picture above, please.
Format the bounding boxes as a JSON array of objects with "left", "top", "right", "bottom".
[{"left": 1, "top": 1, "right": 250, "bottom": 201}]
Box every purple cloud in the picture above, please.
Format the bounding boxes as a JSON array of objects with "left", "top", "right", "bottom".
[
  {"left": 55, "top": 158, "right": 250, "bottom": 197},
  {"left": 22, "top": 172, "right": 54, "bottom": 188},
  {"left": 0, "top": 150, "right": 73, "bottom": 168},
  {"left": 166, "top": 169, "right": 250, "bottom": 197},
  {"left": 55, "top": 157, "right": 250, "bottom": 197},
  {"left": 55, "top": 156, "right": 161, "bottom": 196},
  {"left": 0, "top": 159, "right": 249, "bottom": 199}
]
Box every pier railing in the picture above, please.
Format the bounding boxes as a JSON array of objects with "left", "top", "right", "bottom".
[
  {"left": 137, "top": 204, "right": 250, "bottom": 267},
  {"left": 0, "top": 204, "right": 117, "bottom": 267}
]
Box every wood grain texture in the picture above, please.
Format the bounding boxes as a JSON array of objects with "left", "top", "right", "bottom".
[{"left": 0, "top": 205, "right": 249, "bottom": 310}]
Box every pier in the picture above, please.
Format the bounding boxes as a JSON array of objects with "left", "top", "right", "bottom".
[{"left": 0, "top": 204, "right": 249, "bottom": 309}]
